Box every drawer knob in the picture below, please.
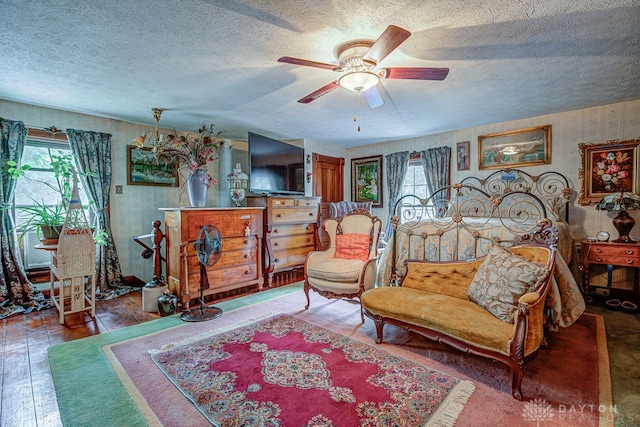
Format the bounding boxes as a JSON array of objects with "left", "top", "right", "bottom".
[
  {"left": 275, "top": 258, "right": 280, "bottom": 263},
  {"left": 244, "top": 254, "right": 249, "bottom": 259},
  {"left": 595, "top": 257, "right": 602, "bottom": 262},
  {"left": 309, "top": 212, "right": 313, "bottom": 216},
  {"left": 627, "top": 259, "right": 634, "bottom": 264},
  {"left": 244, "top": 270, "right": 249, "bottom": 275},
  {"left": 274, "top": 242, "right": 279, "bottom": 247},
  {"left": 627, "top": 250, "right": 634, "bottom": 255},
  {"left": 277, "top": 213, "right": 283, "bottom": 218},
  {"left": 243, "top": 239, "right": 248, "bottom": 244},
  {"left": 306, "top": 226, "right": 311, "bottom": 230},
  {"left": 595, "top": 248, "right": 602, "bottom": 253},
  {"left": 273, "top": 229, "right": 279, "bottom": 233},
  {"left": 306, "top": 238, "right": 311, "bottom": 243}
]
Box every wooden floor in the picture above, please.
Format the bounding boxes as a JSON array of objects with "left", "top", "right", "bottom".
[{"left": 0, "top": 289, "right": 160, "bottom": 427}]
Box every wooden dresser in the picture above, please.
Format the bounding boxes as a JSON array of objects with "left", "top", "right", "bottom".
[
  {"left": 247, "top": 195, "right": 320, "bottom": 287},
  {"left": 161, "top": 207, "right": 264, "bottom": 309}
]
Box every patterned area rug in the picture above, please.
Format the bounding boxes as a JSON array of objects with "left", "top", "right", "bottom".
[{"left": 149, "top": 313, "right": 475, "bottom": 426}]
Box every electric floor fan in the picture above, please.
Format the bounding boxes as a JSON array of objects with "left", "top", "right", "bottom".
[{"left": 180, "top": 224, "right": 223, "bottom": 322}]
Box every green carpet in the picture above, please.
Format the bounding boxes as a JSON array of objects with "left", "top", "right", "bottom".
[{"left": 48, "top": 284, "right": 303, "bottom": 427}]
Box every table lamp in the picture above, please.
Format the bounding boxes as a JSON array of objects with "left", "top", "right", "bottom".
[{"left": 596, "top": 191, "right": 640, "bottom": 243}]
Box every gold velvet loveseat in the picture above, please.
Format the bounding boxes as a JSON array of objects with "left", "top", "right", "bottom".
[{"left": 361, "top": 223, "right": 558, "bottom": 400}]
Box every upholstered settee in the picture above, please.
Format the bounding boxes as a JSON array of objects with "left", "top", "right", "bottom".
[{"left": 361, "top": 223, "right": 558, "bottom": 400}]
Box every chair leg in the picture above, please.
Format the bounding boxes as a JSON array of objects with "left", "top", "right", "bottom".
[
  {"left": 358, "top": 300, "right": 365, "bottom": 323},
  {"left": 303, "top": 280, "right": 311, "bottom": 310}
]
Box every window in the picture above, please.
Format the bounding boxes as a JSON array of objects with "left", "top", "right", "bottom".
[
  {"left": 13, "top": 137, "right": 89, "bottom": 270},
  {"left": 401, "top": 158, "right": 428, "bottom": 199}
]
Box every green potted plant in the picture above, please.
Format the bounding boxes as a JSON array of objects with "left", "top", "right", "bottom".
[{"left": 16, "top": 199, "right": 66, "bottom": 244}]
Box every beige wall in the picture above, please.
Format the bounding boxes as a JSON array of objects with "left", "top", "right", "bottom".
[
  {"left": 3, "top": 98, "right": 640, "bottom": 283},
  {"left": 346, "top": 99, "right": 640, "bottom": 247}
]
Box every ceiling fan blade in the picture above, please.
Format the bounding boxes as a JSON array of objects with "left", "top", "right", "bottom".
[
  {"left": 297, "top": 81, "right": 340, "bottom": 103},
  {"left": 380, "top": 67, "right": 449, "bottom": 80},
  {"left": 362, "top": 25, "right": 411, "bottom": 66},
  {"left": 278, "top": 56, "right": 337, "bottom": 71},
  {"left": 362, "top": 86, "right": 384, "bottom": 109}
]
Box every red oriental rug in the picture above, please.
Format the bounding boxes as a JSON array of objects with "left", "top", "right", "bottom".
[{"left": 148, "top": 313, "right": 475, "bottom": 426}]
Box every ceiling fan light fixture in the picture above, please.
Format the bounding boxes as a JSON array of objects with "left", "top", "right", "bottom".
[{"left": 338, "top": 71, "right": 380, "bottom": 92}]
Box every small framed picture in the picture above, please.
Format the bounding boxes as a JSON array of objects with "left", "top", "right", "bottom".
[
  {"left": 456, "top": 141, "right": 470, "bottom": 171},
  {"left": 127, "top": 145, "right": 179, "bottom": 187},
  {"left": 351, "top": 155, "right": 383, "bottom": 207}
]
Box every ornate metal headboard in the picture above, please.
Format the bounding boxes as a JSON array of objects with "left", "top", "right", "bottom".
[
  {"left": 385, "top": 183, "right": 552, "bottom": 284},
  {"left": 460, "top": 168, "right": 572, "bottom": 222}
]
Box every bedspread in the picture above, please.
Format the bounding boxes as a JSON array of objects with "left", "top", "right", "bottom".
[{"left": 376, "top": 218, "right": 585, "bottom": 327}]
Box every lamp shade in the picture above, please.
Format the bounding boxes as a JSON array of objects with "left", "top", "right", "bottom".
[
  {"left": 338, "top": 71, "right": 380, "bottom": 92},
  {"left": 596, "top": 191, "right": 640, "bottom": 211}
]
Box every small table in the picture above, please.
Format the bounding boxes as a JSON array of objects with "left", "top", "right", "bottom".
[
  {"left": 35, "top": 242, "right": 96, "bottom": 324},
  {"left": 581, "top": 239, "right": 640, "bottom": 302}
]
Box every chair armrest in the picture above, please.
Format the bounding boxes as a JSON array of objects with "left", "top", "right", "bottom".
[{"left": 518, "top": 292, "right": 541, "bottom": 305}]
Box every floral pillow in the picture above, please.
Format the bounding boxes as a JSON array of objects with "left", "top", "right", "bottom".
[
  {"left": 466, "top": 245, "right": 550, "bottom": 323},
  {"left": 334, "top": 233, "right": 371, "bottom": 262}
]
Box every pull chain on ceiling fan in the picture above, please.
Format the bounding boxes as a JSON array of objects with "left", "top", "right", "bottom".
[{"left": 278, "top": 25, "right": 449, "bottom": 109}]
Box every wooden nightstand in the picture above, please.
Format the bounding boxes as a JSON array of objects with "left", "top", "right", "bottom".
[{"left": 581, "top": 239, "right": 640, "bottom": 302}]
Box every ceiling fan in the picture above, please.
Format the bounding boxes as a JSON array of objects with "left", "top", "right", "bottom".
[{"left": 278, "top": 25, "right": 449, "bottom": 109}]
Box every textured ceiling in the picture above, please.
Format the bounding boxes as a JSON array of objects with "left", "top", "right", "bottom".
[{"left": 1, "top": 0, "right": 639, "bottom": 147}]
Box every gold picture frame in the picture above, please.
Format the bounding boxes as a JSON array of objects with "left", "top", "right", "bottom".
[
  {"left": 578, "top": 138, "right": 640, "bottom": 205},
  {"left": 127, "top": 145, "right": 179, "bottom": 187},
  {"left": 351, "top": 155, "right": 383, "bottom": 207},
  {"left": 478, "top": 125, "right": 551, "bottom": 170}
]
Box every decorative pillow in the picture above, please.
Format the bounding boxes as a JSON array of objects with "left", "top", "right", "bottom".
[
  {"left": 334, "top": 233, "right": 371, "bottom": 262},
  {"left": 466, "top": 245, "right": 550, "bottom": 323}
]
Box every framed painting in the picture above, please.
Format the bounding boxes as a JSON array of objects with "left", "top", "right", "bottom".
[
  {"left": 578, "top": 138, "right": 640, "bottom": 205},
  {"left": 456, "top": 141, "right": 470, "bottom": 171},
  {"left": 478, "top": 125, "right": 551, "bottom": 170},
  {"left": 351, "top": 155, "right": 383, "bottom": 207},
  {"left": 127, "top": 145, "right": 179, "bottom": 187}
]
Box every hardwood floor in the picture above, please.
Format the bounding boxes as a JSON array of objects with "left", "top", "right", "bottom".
[{"left": 0, "top": 289, "right": 159, "bottom": 427}]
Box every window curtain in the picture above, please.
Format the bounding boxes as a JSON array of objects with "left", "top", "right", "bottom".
[
  {"left": 384, "top": 151, "right": 410, "bottom": 238},
  {"left": 0, "top": 118, "right": 50, "bottom": 318},
  {"left": 66, "top": 128, "right": 128, "bottom": 298},
  {"left": 420, "top": 146, "right": 451, "bottom": 217}
]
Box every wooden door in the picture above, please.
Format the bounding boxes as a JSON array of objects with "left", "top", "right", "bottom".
[{"left": 312, "top": 153, "right": 344, "bottom": 249}]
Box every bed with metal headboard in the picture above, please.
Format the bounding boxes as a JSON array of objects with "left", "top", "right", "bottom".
[{"left": 376, "top": 169, "right": 584, "bottom": 328}]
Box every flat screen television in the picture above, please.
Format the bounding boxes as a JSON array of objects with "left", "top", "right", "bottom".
[{"left": 248, "top": 132, "right": 305, "bottom": 195}]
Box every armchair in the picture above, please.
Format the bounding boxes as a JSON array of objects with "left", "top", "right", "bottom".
[
  {"left": 304, "top": 209, "right": 382, "bottom": 322},
  {"left": 328, "top": 200, "right": 373, "bottom": 219}
]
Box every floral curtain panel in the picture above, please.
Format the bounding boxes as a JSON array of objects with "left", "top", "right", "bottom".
[
  {"left": 66, "top": 129, "right": 128, "bottom": 298},
  {"left": 420, "top": 147, "right": 451, "bottom": 217},
  {"left": 0, "top": 117, "right": 50, "bottom": 318},
  {"left": 384, "top": 151, "right": 410, "bottom": 238}
]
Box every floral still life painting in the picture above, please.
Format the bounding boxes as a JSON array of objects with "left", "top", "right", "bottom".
[{"left": 578, "top": 138, "right": 640, "bottom": 205}]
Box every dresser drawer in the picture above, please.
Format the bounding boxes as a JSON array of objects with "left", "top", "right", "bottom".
[
  {"left": 273, "top": 246, "right": 315, "bottom": 271},
  {"left": 587, "top": 253, "right": 640, "bottom": 267},
  {"left": 269, "top": 198, "right": 296, "bottom": 207},
  {"left": 589, "top": 245, "right": 640, "bottom": 257},
  {"left": 272, "top": 223, "right": 315, "bottom": 236},
  {"left": 296, "top": 198, "right": 319, "bottom": 207},
  {"left": 272, "top": 234, "right": 314, "bottom": 250},
  {"left": 271, "top": 207, "right": 318, "bottom": 224},
  {"left": 185, "top": 211, "right": 262, "bottom": 238},
  {"left": 188, "top": 263, "right": 259, "bottom": 293},
  {"left": 187, "top": 247, "right": 258, "bottom": 270}
]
